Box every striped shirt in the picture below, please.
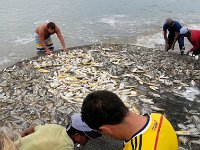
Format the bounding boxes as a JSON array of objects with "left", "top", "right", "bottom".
[{"left": 123, "top": 113, "right": 178, "bottom": 150}]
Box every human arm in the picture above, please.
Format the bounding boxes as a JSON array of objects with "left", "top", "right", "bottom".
[
  {"left": 38, "top": 27, "right": 52, "bottom": 55},
  {"left": 163, "top": 31, "right": 169, "bottom": 50},
  {"left": 186, "top": 39, "right": 199, "bottom": 54},
  {"left": 171, "top": 32, "right": 179, "bottom": 50},
  {"left": 39, "top": 36, "right": 52, "bottom": 55},
  {"left": 56, "top": 27, "right": 68, "bottom": 53},
  {"left": 20, "top": 126, "right": 36, "bottom": 137}
]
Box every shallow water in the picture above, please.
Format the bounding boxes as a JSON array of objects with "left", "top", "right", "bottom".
[{"left": 0, "top": 0, "right": 200, "bottom": 68}]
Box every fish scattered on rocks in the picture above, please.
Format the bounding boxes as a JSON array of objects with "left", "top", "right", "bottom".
[{"left": 0, "top": 43, "right": 199, "bottom": 150}]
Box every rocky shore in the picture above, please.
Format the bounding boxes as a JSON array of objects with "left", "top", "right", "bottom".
[{"left": 0, "top": 44, "right": 199, "bottom": 149}]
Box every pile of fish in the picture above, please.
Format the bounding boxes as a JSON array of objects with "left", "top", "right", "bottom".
[{"left": 0, "top": 44, "right": 199, "bottom": 149}]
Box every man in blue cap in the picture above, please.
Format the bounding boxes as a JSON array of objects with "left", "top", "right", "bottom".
[{"left": 163, "top": 18, "right": 185, "bottom": 55}]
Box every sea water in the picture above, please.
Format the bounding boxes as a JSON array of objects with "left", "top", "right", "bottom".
[{"left": 0, "top": 0, "right": 200, "bottom": 68}]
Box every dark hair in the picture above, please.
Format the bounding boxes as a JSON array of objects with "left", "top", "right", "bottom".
[
  {"left": 185, "top": 30, "right": 191, "bottom": 37},
  {"left": 81, "top": 90, "right": 129, "bottom": 130},
  {"left": 47, "top": 22, "right": 56, "bottom": 30},
  {"left": 66, "top": 123, "right": 85, "bottom": 136}
]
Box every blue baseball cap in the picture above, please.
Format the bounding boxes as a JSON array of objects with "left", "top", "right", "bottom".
[
  {"left": 70, "top": 113, "right": 102, "bottom": 139},
  {"left": 180, "top": 27, "right": 189, "bottom": 34}
]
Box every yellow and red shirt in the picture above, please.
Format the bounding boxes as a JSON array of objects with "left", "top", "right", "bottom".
[{"left": 123, "top": 113, "right": 178, "bottom": 150}]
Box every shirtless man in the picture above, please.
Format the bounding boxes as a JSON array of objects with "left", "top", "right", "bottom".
[{"left": 35, "top": 22, "right": 68, "bottom": 55}]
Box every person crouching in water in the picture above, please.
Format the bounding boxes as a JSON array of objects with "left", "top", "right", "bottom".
[{"left": 35, "top": 22, "right": 68, "bottom": 55}]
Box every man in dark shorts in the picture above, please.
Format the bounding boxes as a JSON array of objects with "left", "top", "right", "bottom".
[{"left": 163, "top": 18, "right": 185, "bottom": 55}]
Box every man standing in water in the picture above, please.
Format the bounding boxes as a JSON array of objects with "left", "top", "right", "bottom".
[
  {"left": 163, "top": 18, "right": 185, "bottom": 55},
  {"left": 35, "top": 22, "right": 68, "bottom": 55}
]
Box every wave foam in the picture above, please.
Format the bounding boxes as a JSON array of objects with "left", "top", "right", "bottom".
[
  {"left": 13, "top": 34, "right": 35, "bottom": 45},
  {"left": 135, "top": 32, "right": 164, "bottom": 48},
  {"left": 99, "top": 15, "right": 126, "bottom": 27}
]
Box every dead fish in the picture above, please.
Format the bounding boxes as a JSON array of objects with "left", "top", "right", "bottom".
[
  {"left": 178, "top": 124, "right": 187, "bottom": 130},
  {"left": 176, "top": 130, "right": 200, "bottom": 136},
  {"left": 191, "top": 80, "right": 196, "bottom": 87},
  {"left": 122, "top": 74, "right": 135, "bottom": 78},
  {"left": 180, "top": 82, "right": 189, "bottom": 87},
  {"left": 176, "top": 130, "right": 191, "bottom": 136},
  {"left": 139, "top": 98, "right": 154, "bottom": 105},
  {"left": 137, "top": 65, "right": 145, "bottom": 70},
  {"left": 164, "top": 80, "right": 173, "bottom": 86},
  {"left": 102, "top": 48, "right": 111, "bottom": 51},
  {"left": 159, "top": 74, "right": 169, "bottom": 79},
  {"left": 38, "top": 69, "right": 49, "bottom": 73},
  {"left": 173, "top": 80, "right": 181, "bottom": 84},
  {"left": 178, "top": 136, "right": 189, "bottom": 145},
  {"left": 143, "top": 74, "right": 152, "bottom": 79},
  {"left": 149, "top": 86, "right": 159, "bottom": 91},
  {"left": 131, "top": 105, "right": 140, "bottom": 114},
  {"left": 151, "top": 93, "right": 161, "bottom": 98},
  {"left": 128, "top": 91, "right": 137, "bottom": 97},
  {"left": 60, "top": 94, "right": 76, "bottom": 104},
  {"left": 150, "top": 106, "right": 164, "bottom": 112}
]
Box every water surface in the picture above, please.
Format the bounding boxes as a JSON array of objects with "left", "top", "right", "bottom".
[{"left": 0, "top": 0, "right": 200, "bottom": 68}]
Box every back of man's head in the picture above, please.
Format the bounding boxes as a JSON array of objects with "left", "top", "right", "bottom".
[
  {"left": 47, "top": 22, "right": 56, "bottom": 30},
  {"left": 81, "top": 90, "right": 129, "bottom": 130}
]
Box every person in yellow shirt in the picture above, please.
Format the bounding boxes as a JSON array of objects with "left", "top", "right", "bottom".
[
  {"left": 0, "top": 113, "right": 101, "bottom": 150},
  {"left": 81, "top": 90, "right": 178, "bottom": 150}
]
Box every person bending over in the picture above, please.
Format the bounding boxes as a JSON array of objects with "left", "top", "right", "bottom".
[
  {"left": 163, "top": 18, "right": 185, "bottom": 55},
  {"left": 1, "top": 113, "right": 101, "bottom": 150},
  {"left": 180, "top": 27, "right": 200, "bottom": 56},
  {"left": 35, "top": 22, "right": 68, "bottom": 55}
]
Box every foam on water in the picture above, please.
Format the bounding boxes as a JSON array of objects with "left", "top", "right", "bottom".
[
  {"left": 187, "top": 24, "right": 200, "bottom": 29},
  {"left": 0, "top": 0, "right": 200, "bottom": 69},
  {"left": 34, "top": 20, "right": 49, "bottom": 25},
  {"left": 13, "top": 34, "right": 35, "bottom": 45},
  {"left": 99, "top": 15, "right": 126, "bottom": 28},
  {"left": 135, "top": 32, "right": 164, "bottom": 48},
  {"left": 0, "top": 58, "right": 11, "bottom": 64},
  {"left": 135, "top": 22, "right": 200, "bottom": 49}
]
